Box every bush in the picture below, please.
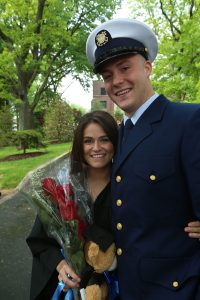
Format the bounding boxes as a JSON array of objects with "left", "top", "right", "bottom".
[
  {"left": 0, "top": 106, "right": 13, "bottom": 146},
  {"left": 10, "top": 130, "right": 46, "bottom": 154},
  {"left": 0, "top": 132, "right": 11, "bottom": 147}
]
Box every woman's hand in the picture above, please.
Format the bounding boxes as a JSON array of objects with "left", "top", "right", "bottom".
[
  {"left": 56, "top": 259, "right": 80, "bottom": 291},
  {"left": 184, "top": 221, "right": 200, "bottom": 239}
]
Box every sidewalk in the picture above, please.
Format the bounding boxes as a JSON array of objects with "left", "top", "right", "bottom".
[
  {"left": 0, "top": 191, "right": 36, "bottom": 299},
  {"left": 0, "top": 189, "right": 17, "bottom": 204},
  {"left": 0, "top": 153, "right": 69, "bottom": 299}
]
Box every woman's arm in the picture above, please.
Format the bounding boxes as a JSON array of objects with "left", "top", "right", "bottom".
[{"left": 27, "top": 216, "right": 80, "bottom": 298}]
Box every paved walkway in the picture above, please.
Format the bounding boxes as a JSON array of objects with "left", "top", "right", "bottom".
[
  {"left": 0, "top": 191, "right": 36, "bottom": 300},
  {"left": 0, "top": 153, "right": 69, "bottom": 299}
]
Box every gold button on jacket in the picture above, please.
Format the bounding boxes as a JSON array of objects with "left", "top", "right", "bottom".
[
  {"left": 117, "top": 223, "right": 123, "bottom": 230},
  {"left": 150, "top": 174, "right": 156, "bottom": 181},
  {"left": 117, "top": 248, "right": 122, "bottom": 255},
  {"left": 116, "top": 199, "right": 122, "bottom": 206},
  {"left": 172, "top": 281, "right": 179, "bottom": 288},
  {"left": 116, "top": 175, "right": 122, "bottom": 182}
]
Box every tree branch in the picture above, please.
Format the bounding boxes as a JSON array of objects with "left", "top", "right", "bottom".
[
  {"left": 15, "top": 0, "right": 47, "bottom": 92},
  {"left": 70, "top": 11, "right": 86, "bottom": 35},
  {"left": 159, "top": 0, "right": 181, "bottom": 37},
  {"left": 0, "top": 29, "right": 13, "bottom": 46},
  {"left": 68, "top": 3, "right": 95, "bottom": 36},
  {"left": 35, "top": 0, "right": 46, "bottom": 34},
  {"left": 31, "top": 45, "right": 68, "bottom": 111},
  {"left": 32, "top": 0, "right": 46, "bottom": 61},
  {"left": 189, "top": 0, "right": 195, "bottom": 17}
]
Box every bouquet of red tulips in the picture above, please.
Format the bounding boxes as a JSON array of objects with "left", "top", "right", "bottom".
[{"left": 18, "top": 154, "right": 92, "bottom": 300}]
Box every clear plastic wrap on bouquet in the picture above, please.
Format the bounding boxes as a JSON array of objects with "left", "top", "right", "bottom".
[{"left": 18, "top": 154, "right": 93, "bottom": 299}]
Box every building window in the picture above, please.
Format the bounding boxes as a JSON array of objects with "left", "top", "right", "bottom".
[
  {"left": 100, "top": 87, "right": 107, "bottom": 95},
  {"left": 100, "top": 101, "right": 107, "bottom": 108},
  {"left": 92, "top": 100, "right": 107, "bottom": 111}
]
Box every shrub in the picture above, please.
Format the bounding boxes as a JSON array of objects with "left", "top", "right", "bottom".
[
  {"left": 0, "top": 106, "right": 13, "bottom": 146},
  {"left": 10, "top": 130, "right": 46, "bottom": 154}
]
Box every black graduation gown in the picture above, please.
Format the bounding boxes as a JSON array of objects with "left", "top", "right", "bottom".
[{"left": 27, "top": 183, "right": 113, "bottom": 300}]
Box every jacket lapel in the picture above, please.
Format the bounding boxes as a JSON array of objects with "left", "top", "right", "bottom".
[{"left": 113, "top": 95, "right": 169, "bottom": 173}]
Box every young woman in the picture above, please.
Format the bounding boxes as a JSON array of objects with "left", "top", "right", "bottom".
[
  {"left": 26, "top": 111, "right": 118, "bottom": 299},
  {"left": 27, "top": 110, "right": 200, "bottom": 299}
]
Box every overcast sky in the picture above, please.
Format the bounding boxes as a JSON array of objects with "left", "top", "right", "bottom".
[{"left": 59, "top": 0, "right": 131, "bottom": 111}]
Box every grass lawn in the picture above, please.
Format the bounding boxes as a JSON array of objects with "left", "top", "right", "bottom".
[{"left": 0, "top": 143, "right": 71, "bottom": 189}]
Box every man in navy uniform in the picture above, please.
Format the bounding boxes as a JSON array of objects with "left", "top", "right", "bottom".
[{"left": 86, "top": 18, "right": 200, "bottom": 299}]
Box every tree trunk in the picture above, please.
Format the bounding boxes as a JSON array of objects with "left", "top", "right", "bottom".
[{"left": 18, "top": 100, "right": 34, "bottom": 130}]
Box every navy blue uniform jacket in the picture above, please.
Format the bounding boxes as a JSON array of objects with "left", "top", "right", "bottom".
[{"left": 111, "top": 95, "right": 200, "bottom": 300}]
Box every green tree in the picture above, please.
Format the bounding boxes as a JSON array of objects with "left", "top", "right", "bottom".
[
  {"left": 44, "top": 98, "right": 75, "bottom": 142},
  {"left": 71, "top": 107, "right": 85, "bottom": 128},
  {"left": 0, "top": 105, "right": 13, "bottom": 146},
  {"left": 11, "top": 129, "right": 46, "bottom": 154},
  {"left": 129, "top": 0, "right": 200, "bottom": 102},
  {"left": 0, "top": 0, "right": 121, "bottom": 130}
]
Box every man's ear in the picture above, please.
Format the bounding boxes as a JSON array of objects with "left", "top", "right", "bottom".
[{"left": 145, "top": 60, "right": 152, "bottom": 77}]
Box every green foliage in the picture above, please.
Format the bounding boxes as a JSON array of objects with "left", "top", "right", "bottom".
[
  {"left": 0, "top": 0, "right": 121, "bottom": 130},
  {"left": 10, "top": 130, "right": 46, "bottom": 154},
  {"left": 129, "top": 0, "right": 200, "bottom": 102},
  {"left": 114, "top": 106, "right": 124, "bottom": 124},
  {"left": 71, "top": 107, "right": 85, "bottom": 128},
  {"left": 70, "top": 103, "right": 87, "bottom": 115},
  {"left": 0, "top": 105, "right": 13, "bottom": 146},
  {"left": 44, "top": 98, "right": 75, "bottom": 142}
]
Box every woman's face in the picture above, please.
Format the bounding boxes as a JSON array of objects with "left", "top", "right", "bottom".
[{"left": 83, "top": 122, "right": 114, "bottom": 170}]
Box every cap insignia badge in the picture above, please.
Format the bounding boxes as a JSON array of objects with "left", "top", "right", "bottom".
[{"left": 95, "top": 30, "right": 109, "bottom": 47}]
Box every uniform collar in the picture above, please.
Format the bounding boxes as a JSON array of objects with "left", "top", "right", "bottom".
[{"left": 124, "top": 93, "right": 159, "bottom": 125}]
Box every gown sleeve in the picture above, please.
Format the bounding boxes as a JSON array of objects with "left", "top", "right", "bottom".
[{"left": 26, "top": 215, "right": 64, "bottom": 300}]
